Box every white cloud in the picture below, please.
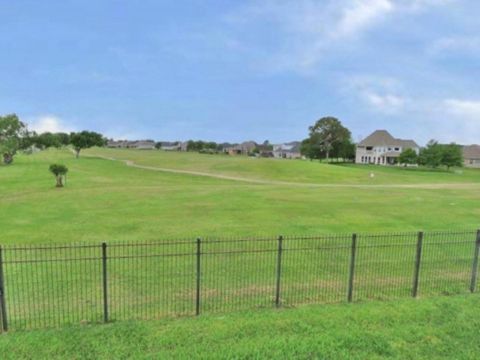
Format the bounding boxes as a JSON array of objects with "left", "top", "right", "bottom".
[
  {"left": 364, "top": 92, "right": 406, "bottom": 112},
  {"left": 444, "top": 99, "right": 480, "bottom": 119},
  {"left": 27, "top": 115, "right": 75, "bottom": 134},
  {"left": 227, "top": 0, "right": 454, "bottom": 72},
  {"left": 343, "top": 75, "right": 407, "bottom": 113},
  {"left": 414, "top": 99, "right": 480, "bottom": 145},
  {"left": 333, "top": 0, "right": 394, "bottom": 39},
  {"left": 429, "top": 36, "right": 480, "bottom": 55}
]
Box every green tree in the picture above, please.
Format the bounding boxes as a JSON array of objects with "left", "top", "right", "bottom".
[
  {"left": 418, "top": 140, "right": 443, "bottom": 168},
  {"left": 300, "top": 134, "right": 323, "bottom": 160},
  {"left": 399, "top": 148, "right": 418, "bottom": 166},
  {"left": 49, "top": 164, "right": 69, "bottom": 187},
  {"left": 0, "top": 114, "right": 29, "bottom": 164},
  {"left": 441, "top": 143, "right": 463, "bottom": 170},
  {"left": 55, "top": 132, "right": 71, "bottom": 146},
  {"left": 155, "top": 142, "right": 162, "bottom": 150},
  {"left": 332, "top": 138, "right": 356, "bottom": 161},
  {"left": 305, "top": 117, "right": 352, "bottom": 161},
  {"left": 35, "top": 132, "right": 62, "bottom": 149},
  {"left": 70, "top": 131, "right": 106, "bottom": 158}
]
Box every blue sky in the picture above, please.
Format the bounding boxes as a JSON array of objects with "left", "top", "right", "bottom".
[{"left": 1, "top": 0, "right": 479, "bottom": 144}]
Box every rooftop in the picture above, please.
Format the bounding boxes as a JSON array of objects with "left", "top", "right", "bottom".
[{"left": 358, "top": 130, "right": 419, "bottom": 148}]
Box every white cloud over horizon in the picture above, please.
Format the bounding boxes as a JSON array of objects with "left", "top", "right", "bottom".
[{"left": 27, "top": 115, "right": 76, "bottom": 134}]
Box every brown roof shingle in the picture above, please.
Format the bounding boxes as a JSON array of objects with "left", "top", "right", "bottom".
[
  {"left": 463, "top": 145, "right": 480, "bottom": 159},
  {"left": 358, "top": 130, "right": 419, "bottom": 148}
]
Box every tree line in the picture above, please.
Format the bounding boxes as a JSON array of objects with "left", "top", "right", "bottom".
[
  {"left": 0, "top": 114, "right": 106, "bottom": 164},
  {"left": 399, "top": 141, "right": 463, "bottom": 169}
]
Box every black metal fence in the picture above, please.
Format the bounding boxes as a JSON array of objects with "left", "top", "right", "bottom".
[{"left": 0, "top": 229, "right": 479, "bottom": 331}]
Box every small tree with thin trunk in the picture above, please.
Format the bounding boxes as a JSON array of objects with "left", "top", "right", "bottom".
[{"left": 49, "top": 164, "right": 68, "bottom": 187}]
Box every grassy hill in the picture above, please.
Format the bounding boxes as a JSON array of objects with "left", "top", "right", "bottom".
[
  {"left": 1, "top": 148, "right": 479, "bottom": 245},
  {"left": 87, "top": 147, "right": 480, "bottom": 185},
  {"left": 0, "top": 295, "right": 479, "bottom": 359}
]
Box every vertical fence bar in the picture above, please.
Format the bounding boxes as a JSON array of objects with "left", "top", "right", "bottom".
[
  {"left": 0, "top": 246, "right": 8, "bottom": 332},
  {"left": 102, "top": 242, "right": 109, "bottom": 323},
  {"left": 275, "top": 236, "right": 283, "bottom": 308},
  {"left": 347, "top": 233, "right": 357, "bottom": 303},
  {"left": 412, "top": 231, "right": 424, "bottom": 298},
  {"left": 195, "top": 238, "right": 201, "bottom": 316},
  {"left": 469, "top": 230, "right": 480, "bottom": 293}
]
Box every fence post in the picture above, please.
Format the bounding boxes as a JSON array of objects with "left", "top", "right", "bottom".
[
  {"left": 102, "top": 242, "right": 109, "bottom": 323},
  {"left": 195, "top": 238, "right": 201, "bottom": 316},
  {"left": 412, "top": 231, "right": 424, "bottom": 298},
  {"left": 0, "top": 246, "right": 8, "bottom": 332},
  {"left": 347, "top": 233, "right": 357, "bottom": 303},
  {"left": 275, "top": 236, "right": 283, "bottom": 308},
  {"left": 469, "top": 230, "right": 480, "bottom": 293}
]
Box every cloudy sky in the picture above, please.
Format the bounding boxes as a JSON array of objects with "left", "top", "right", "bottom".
[{"left": 1, "top": 0, "right": 479, "bottom": 144}]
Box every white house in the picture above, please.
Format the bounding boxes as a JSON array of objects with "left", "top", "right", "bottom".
[
  {"left": 273, "top": 142, "right": 302, "bottom": 159},
  {"left": 356, "top": 130, "right": 420, "bottom": 165}
]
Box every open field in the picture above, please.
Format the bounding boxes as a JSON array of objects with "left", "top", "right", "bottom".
[
  {"left": 0, "top": 295, "right": 479, "bottom": 359},
  {"left": 0, "top": 148, "right": 479, "bottom": 331},
  {"left": 1, "top": 148, "right": 480, "bottom": 245}
]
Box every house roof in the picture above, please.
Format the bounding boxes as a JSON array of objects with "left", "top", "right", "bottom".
[
  {"left": 463, "top": 145, "right": 480, "bottom": 159},
  {"left": 273, "top": 141, "right": 301, "bottom": 152},
  {"left": 358, "top": 130, "right": 419, "bottom": 148}
]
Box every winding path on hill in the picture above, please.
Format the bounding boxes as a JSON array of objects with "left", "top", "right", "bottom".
[{"left": 89, "top": 153, "right": 480, "bottom": 190}]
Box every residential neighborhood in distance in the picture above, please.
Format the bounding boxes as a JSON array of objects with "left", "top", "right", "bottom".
[{"left": 106, "top": 129, "right": 479, "bottom": 168}]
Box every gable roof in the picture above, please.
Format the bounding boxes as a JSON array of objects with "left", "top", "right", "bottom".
[
  {"left": 463, "top": 145, "right": 480, "bottom": 159},
  {"left": 358, "top": 130, "right": 419, "bottom": 148}
]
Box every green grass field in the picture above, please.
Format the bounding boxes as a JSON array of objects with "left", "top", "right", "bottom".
[
  {"left": 1, "top": 148, "right": 480, "bottom": 245},
  {"left": 0, "top": 149, "right": 479, "bottom": 330},
  {"left": 1, "top": 295, "right": 479, "bottom": 359},
  {"left": 1, "top": 147, "right": 480, "bottom": 359}
]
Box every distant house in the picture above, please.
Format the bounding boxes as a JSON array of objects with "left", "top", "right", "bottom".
[
  {"left": 273, "top": 142, "right": 302, "bottom": 159},
  {"left": 133, "top": 140, "right": 156, "bottom": 150},
  {"left": 356, "top": 130, "right": 420, "bottom": 165},
  {"left": 160, "top": 141, "right": 181, "bottom": 151},
  {"left": 107, "top": 139, "right": 155, "bottom": 150},
  {"left": 226, "top": 141, "right": 257, "bottom": 155},
  {"left": 180, "top": 141, "right": 188, "bottom": 151},
  {"left": 256, "top": 143, "right": 274, "bottom": 157},
  {"left": 463, "top": 145, "right": 480, "bottom": 168}
]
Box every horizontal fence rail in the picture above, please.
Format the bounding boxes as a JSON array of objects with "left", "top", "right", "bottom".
[{"left": 0, "top": 229, "right": 479, "bottom": 331}]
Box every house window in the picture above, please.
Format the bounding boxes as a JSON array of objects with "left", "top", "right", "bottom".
[
  {"left": 388, "top": 148, "right": 392, "bottom": 151},
  {"left": 366, "top": 146, "right": 373, "bottom": 151},
  {"left": 394, "top": 147, "right": 400, "bottom": 151}
]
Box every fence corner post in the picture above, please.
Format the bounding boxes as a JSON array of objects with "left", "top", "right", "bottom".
[
  {"left": 195, "top": 238, "right": 202, "bottom": 316},
  {"left": 275, "top": 235, "right": 284, "bottom": 308},
  {"left": 412, "top": 231, "right": 424, "bottom": 298},
  {"left": 0, "top": 246, "right": 7, "bottom": 332},
  {"left": 347, "top": 233, "right": 357, "bottom": 303},
  {"left": 469, "top": 230, "right": 480, "bottom": 293},
  {"left": 101, "top": 242, "right": 109, "bottom": 323}
]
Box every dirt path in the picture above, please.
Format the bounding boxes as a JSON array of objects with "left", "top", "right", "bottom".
[{"left": 91, "top": 153, "right": 480, "bottom": 190}]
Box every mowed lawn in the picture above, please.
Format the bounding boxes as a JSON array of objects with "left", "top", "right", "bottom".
[
  {"left": 1, "top": 148, "right": 480, "bottom": 245},
  {"left": 0, "top": 295, "right": 479, "bottom": 359}
]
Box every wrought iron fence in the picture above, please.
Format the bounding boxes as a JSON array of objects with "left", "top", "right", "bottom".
[{"left": 0, "top": 229, "right": 479, "bottom": 331}]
